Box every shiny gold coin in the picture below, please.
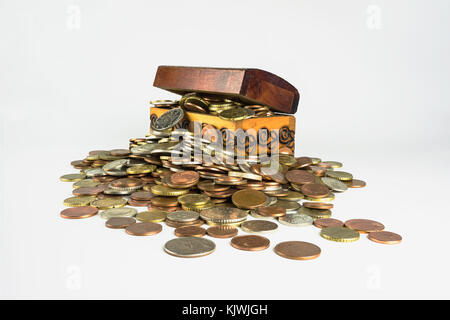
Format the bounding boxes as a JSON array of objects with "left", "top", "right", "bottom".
[
  {"left": 126, "top": 164, "right": 156, "bottom": 175},
  {"left": 278, "top": 191, "right": 304, "bottom": 202},
  {"left": 72, "top": 179, "right": 100, "bottom": 189},
  {"left": 322, "top": 161, "right": 343, "bottom": 168},
  {"left": 320, "top": 226, "right": 360, "bottom": 242},
  {"left": 326, "top": 171, "right": 353, "bottom": 181},
  {"left": 231, "top": 189, "right": 267, "bottom": 209},
  {"left": 60, "top": 173, "right": 86, "bottom": 182},
  {"left": 298, "top": 207, "right": 331, "bottom": 219},
  {"left": 177, "top": 194, "right": 210, "bottom": 206},
  {"left": 90, "top": 197, "right": 127, "bottom": 210},
  {"left": 63, "top": 196, "right": 96, "bottom": 207},
  {"left": 151, "top": 196, "right": 179, "bottom": 207},
  {"left": 151, "top": 185, "right": 190, "bottom": 196},
  {"left": 218, "top": 107, "right": 253, "bottom": 121},
  {"left": 136, "top": 210, "right": 167, "bottom": 223}
]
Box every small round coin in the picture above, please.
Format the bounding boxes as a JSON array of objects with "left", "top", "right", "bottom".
[
  {"left": 170, "top": 171, "right": 200, "bottom": 185},
  {"left": 321, "top": 177, "right": 348, "bottom": 192},
  {"left": 136, "top": 210, "right": 167, "bottom": 223},
  {"left": 63, "top": 196, "right": 96, "bottom": 207},
  {"left": 257, "top": 206, "right": 286, "bottom": 218},
  {"left": 368, "top": 231, "right": 402, "bottom": 245},
  {"left": 240, "top": 220, "right": 278, "bottom": 234},
  {"left": 230, "top": 235, "right": 270, "bottom": 251},
  {"left": 345, "top": 179, "right": 366, "bottom": 188},
  {"left": 60, "top": 173, "right": 86, "bottom": 182},
  {"left": 174, "top": 226, "right": 206, "bottom": 238},
  {"left": 100, "top": 207, "right": 137, "bottom": 219},
  {"left": 164, "top": 237, "right": 216, "bottom": 258},
  {"left": 320, "top": 226, "right": 360, "bottom": 242},
  {"left": 167, "top": 210, "right": 199, "bottom": 222},
  {"left": 200, "top": 207, "right": 247, "bottom": 224},
  {"left": 285, "top": 170, "right": 315, "bottom": 185},
  {"left": 313, "top": 218, "right": 344, "bottom": 229},
  {"left": 278, "top": 214, "right": 313, "bottom": 227},
  {"left": 303, "top": 202, "right": 334, "bottom": 210},
  {"left": 326, "top": 171, "right": 353, "bottom": 181},
  {"left": 206, "top": 226, "right": 238, "bottom": 239},
  {"left": 105, "top": 217, "right": 136, "bottom": 229},
  {"left": 125, "top": 222, "right": 162, "bottom": 236},
  {"left": 90, "top": 198, "right": 127, "bottom": 210},
  {"left": 274, "top": 241, "right": 321, "bottom": 260},
  {"left": 300, "top": 183, "right": 330, "bottom": 198},
  {"left": 344, "top": 219, "right": 385, "bottom": 234},
  {"left": 60, "top": 206, "right": 98, "bottom": 219}
]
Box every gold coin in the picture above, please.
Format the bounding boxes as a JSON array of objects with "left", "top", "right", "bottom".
[
  {"left": 231, "top": 189, "right": 267, "bottom": 209},
  {"left": 326, "top": 171, "right": 353, "bottom": 181},
  {"left": 271, "top": 199, "right": 300, "bottom": 211},
  {"left": 298, "top": 207, "right": 331, "bottom": 219},
  {"left": 136, "top": 210, "right": 167, "bottom": 223},
  {"left": 63, "top": 196, "right": 96, "bottom": 207},
  {"left": 322, "top": 161, "right": 343, "bottom": 168},
  {"left": 320, "top": 226, "right": 360, "bottom": 242},
  {"left": 177, "top": 194, "right": 210, "bottom": 206},
  {"left": 90, "top": 198, "right": 127, "bottom": 210},
  {"left": 218, "top": 107, "right": 252, "bottom": 121},
  {"left": 72, "top": 179, "right": 100, "bottom": 189},
  {"left": 126, "top": 164, "right": 156, "bottom": 175},
  {"left": 151, "top": 185, "right": 190, "bottom": 196},
  {"left": 278, "top": 191, "right": 304, "bottom": 201},
  {"left": 60, "top": 173, "right": 86, "bottom": 182},
  {"left": 304, "top": 193, "right": 335, "bottom": 202}
]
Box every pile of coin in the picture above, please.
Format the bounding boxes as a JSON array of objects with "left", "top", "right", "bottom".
[{"left": 59, "top": 107, "right": 402, "bottom": 260}]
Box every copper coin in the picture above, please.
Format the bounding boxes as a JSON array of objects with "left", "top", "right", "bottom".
[
  {"left": 345, "top": 179, "right": 366, "bottom": 188},
  {"left": 197, "top": 181, "right": 230, "bottom": 192},
  {"left": 110, "top": 178, "right": 143, "bottom": 188},
  {"left": 303, "top": 202, "right": 334, "bottom": 210},
  {"left": 72, "top": 186, "right": 103, "bottom": 196},
  {"left": 203, "top": 189, "right": 236, "bottom": 198},
  {"left": 274, "top": 241, "right": 321, "bottom": 260},
  {"left": 170, "top": 171, "right": 199, "bottom": 185},
  {"left": 60, "top": 206, "right": 98, "bottom": 219},
  {"left": 130, "top": 191, "right": 155, "bottom": 201},
  {"left": 313, "top": 218, "right": 344, "bottom": 229},
  {"left": 300, "top": 183, "right": 330, "bottom": 198},
  {"left": 206, "top": 226, "right": 238, "bottom": 238},
  {"left": 151, "top": 196, "right": 179, "bottom": 207},
  {"left": 309, "top": 166, "right": 328, "bottom": 176},
  {"left": 258, "top": 206, "right": 286, "bottom": 217},
  {"left": 109, "top": 149, "right": 130, "bottom": 157},
  {"left": 105, "top": 217, "right": 136, "bottom": 229},
  {"left": 285, "top": 170, "right": 315, "bottom": 185},
  {"left": 125, "top": 222, "right": 162, "bottom": 236},
  {"left": 140, "top": 176, "right": 156, "bottom": 183},
  {"left": 165, "top": 219, "right": 204, "bottom": 228},
  {"left": 230, "top": 235, "right": 270, "bottom": 251},
  {"left": 344, "top": 219, "right": 385, "bottom": 234},
  {"left": 368, "top": 231, "right": 402, "bottom": 244},
  {"left": 93, "top": 176, "right": 117, "bottom": 183},
  {"left": 174, "top": 226, "right": 206, "bottom": 238},
  {"left": 127, "top": 199, "right": 152, "bottom": 207},
  {"left": 295, "top": 157, "right": 313, "bottom": 168},
  {"left": 148, "top": 204, "right": 181, "bottom": 212},
  {"left": 317, "top": 162, "right": 333, "bottom": 168}
]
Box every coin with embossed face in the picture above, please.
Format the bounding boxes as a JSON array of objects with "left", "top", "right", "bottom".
[
  {"left": 152, "top": 108, "right": 184, "bottom": 131},
  {"left": 164, "top": 237, "right": 216, "bottom": 258}
]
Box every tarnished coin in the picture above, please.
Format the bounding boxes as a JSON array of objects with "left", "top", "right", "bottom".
[
  {"left": 152, "top": 108, "right": 184, "bottom": 131},
  {"left": 105, "top": 217, "right": 136, "bottom": 229},
  {"left": 278, "top": 214, "right": 313, "bottom": 227},
  {"left": 313, "top": 218, "right": 344, "bottom": 229},
  {"left": 60, "top": 206, "right": 98, "bottom": 219},
  {"left": 91, "top": 198, "right": 127, "bottom": 210},
  {"left": 271, "top": 200, "right": 300, "bottom": 212},
  {"left": 300, "top": 183, "right": 330, "bottom": 198},
  {"left": 240, "top": 220, "right": 278, "bottom": 234},
  {"left": 60, "top": 173, "right": 86, "bottom": 182},
  {"left": 84, "top": 168, "right": 106, "bottom": 177},
  {"left": 100, "top": 207, "right": 137, "bottom": 219},
  {"left": 136, "top": 210, "right": 167, "bottom": 223},
  {"left": 63, "top": 196, "right": 96, "bottom": 207},
  {"left": 103, "top": 159, "right": 129, "bottom": 176},
  {"left": 109, "top": 149, "right": 130, "bottom": 157},
  {"left": 257, "top": 207, "right": 286, "bottom": 218},
  {"left": 326, "top": 171, "right": 353, "bottom": 181},
  {"left": 200, "top": 207, "right": 247, "bottom": 224},
  {"left": 274, "top": 241, "right": 321, "bottom": 260},
  {"left": 164, "top": 237, "right": 216, "bottom": 258},
  {"left": 126, "top": 222, "right": 162, "bottom": 236},
  {"left": 231, "top": 235, "right": 270, "bottom": 251},
  {"left": 368, "top": 231, "right": 402, "bottom": 244},
  {"left": 321, "top": 177, "right": 348, "bottom": 192},
  {"left": 72, "top": 179, "right": 100, "bottom": 189},
  {"left": 344, "top": 219, "right": 385, "bottom": 234},
  {"left": 345, "top": 179, "right": 366, "bottom": 188},
  {"left": 285, "top": 170, "right": 315, "bottom": 185},
  {"left": 174, "top": 226, "right": 206, "bottom": 238},
  {"left": 232, "top": 189, "right": 267, "bottom": 209},
  {"left": 320, "top": 226, "right": 360, "bottom": 242},
  {"left": 167, "top": 210, "right": 199, "bottom": 222},
  {"left": 206, "top": 226, "right": 238, "bottom": 239}
]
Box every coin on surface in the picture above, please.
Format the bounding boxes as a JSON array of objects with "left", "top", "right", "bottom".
[
  {"left": 60, "top": 206, "right": 98, "bottom": 219},
  {"left": 278, "top": 191, "right": 304, "bottom": 202},
  {"left": 300, "top": 183, "right": 330, "bottom": 198},
  {"left": 271, "top": 200, "right": 300, "bottom": 212},
  {"left": 326, "top": 171, "right": 353, "bottom": 181},
  {"left": 321, "top": 177, "right": 348, "bottom": 192},
  {"left": 218, "top": 107, "right": 252, "bottom": 121},
  {"left": 125, "top": 222, "right": 162, "bottom": 236},
  {"left": 152, "top": 108, "right": 184, "bottom": 131},
  {"left": 206, "top": 226, "right": 238, "bottom": 239},
  {"left": 151, "top": 196, "right": 179, "bottom": 207},
  {"left": 278, "top": 214, "right": 313, "bottom": 227},
  {"left": 313, "top": 218, "right": 344, "bottom": 229},
  {"left": 63, "top": 196, "right": 96, "bottom": 207},
  {"left": 368, "top": 231, "right": 402, "bottom": 244},
  {"left": 174, "top": 226, "right": 206, "bottom": 237},
  {"left": 274, "top": 241, "right": 321, "bottom": 260},
  {"left": 126, "top": 164, "right": 156, "bottom": 175},
  {"left": 257, "top": 206, "right": 286, "bottom": 218},
  {"left": 151, "top": 185, "right": 190, "bottom": 196},
  {"left": 345, "top": 179, "right": 366, "bottom": 188},
  {"left": 166, "top": 210, "right": 199, "bottom": 222},
  {"left": 285, "top": 170, "right": 315, "bottom": 185},
  {"left": 60, "top": 173, "right": 86, "bottom": 182},
  {"left": 200, "top": 207, "right": 247, "bottom": 224},
  {"left": 91, "top": 198, "right": 127, "bottom": 210},
  {"left": 295, "top": 157, "right": 313, "bottom": 168},
  {"left": 240, "top": 220, "right": 278, "bottom": 234},
  {"left": 136, "top": 210, "right": 167, "bottom": 223},
  {"left": 298, "top": 207, "right": 332, "bottom": 219},
  {"left": 304, "top": 193, "right": 335, "bottom": 202},
  {"left": 72, "top": 179, "right": 100, "bottom": 189},
  {"left": 320, "top": 226, "right": 360, "bottom": 242},
  {"left": 177, "top": 194, "right": 210, "bottom": 206},
  {"left": 303, "top": 202, "right": 334, "bottom": 210},
  {"left": 130, "top": 191, "right": 155, "bottom": 201},
  {"left": 321, "top": 161, "right": 343, "bottom": 168},
  {"left": 72, "top": 186, "right": 103, "bottom": 196},
  {"left": 164, "top": 237, "right": 216, "bottom": 258},
  {"left": 105, "top": 217, "right": 136, "bottom": 229},
  {"left": 232, "top": 189, "right": 267, "bottom": 209},
  {"left": 344, "top": 219, "right": 385, "bottom": 234},
  {"left": 170, "top": 171, "right": 200, "bottom": 185},
  {"left": 231, "top": 235, "right": 270, "bottom": 251},
  {"left": 110, "top": 178, "right": 144, "bottom": 191},
  {"left": 100, "top": 207, "right": 137, "bottom": 219}
]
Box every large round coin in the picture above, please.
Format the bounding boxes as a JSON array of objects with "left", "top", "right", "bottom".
[
  {"left": 152, "top": 108, "right": 184, "bottom": 131},
  {"left": 164, "top": 237, "right": 216, "bottom": 258},
  {"left": 240, "top": 220, "right": 278, "bottom": 234},
  {"left": 230, "top": 235, "right": 270, "bottom": 251},
  {"left": 274, "top": 241, "right": 321, "bottom": 260},
  {"left": 231, "top": 189, "right": 267, "bottom": 209},
  {"left": 285, "top": 170, "right": 315, "bottom": 185}
]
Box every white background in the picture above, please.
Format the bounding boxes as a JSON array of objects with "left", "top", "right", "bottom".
[{"left": 1, "top": 0, "right": 449, "bottom": 299}]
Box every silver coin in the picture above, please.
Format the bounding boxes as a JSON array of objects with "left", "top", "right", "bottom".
[
  {"left": 84, "top": 167, "right": 106, "bottom": 177},
  {"left": 270, "top": 199, "right": 300, "bottom": 211},
  {"left": 240, "top": 220, "right": 278, "bottom": 234},
  {"left": 103, "top": 159, "right": 129, "bottom": 176},
  {"left": 100, "top": 207, "right": 138, "bottom": 219},
  {"left": 266, "top": 196, "right": 278, "bottom": 206},
  {"left": 152, "top": 108, "right": 184, "bottom": 131},
  {"left": 164, "top": 237, "right": 216, "bottom": 258},
  {"left": 166, "top": 210, "right": 199, "bottom": 222},
  {"left": 321, "top": 177, "right": 348, "bottom": 192},
  {"left": 103, "top": 188, "right": 133, "bottom": 195},
  {"left": 250, "top": 210, "right": 275, "bottom": 220},
  {"left": 278, "top": 214, "right": 313, "bottom": 227}
]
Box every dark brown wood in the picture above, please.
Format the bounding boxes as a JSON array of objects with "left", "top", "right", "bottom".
[{"left": 153, "top": 66, "right": 299, "bottom": 114}]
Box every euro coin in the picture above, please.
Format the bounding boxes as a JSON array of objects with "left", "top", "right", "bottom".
[
  {"left": 164, "top": 237, "right": 216, "bottom": 258},
  {"left": 274, "top": 241, "right": 321, "bottom": 260},
  {"left": 320, "top": 226, "right": 360, "bottom": 242}
]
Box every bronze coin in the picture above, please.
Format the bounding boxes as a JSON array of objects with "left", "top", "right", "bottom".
[
  {"left": 303, "top": 202, "right": 334, "bottom": 210},
  {"left": 230, "top": 235, "right": 270, "bottom": 251},
  {"left": 368, "top": 231, "right": 402, "bottom": 244},
  {"left": 197, "top": 181, "right": 230, "bottom": 192},
  {"left": 274, "top": 241, "right": 321, "bottom": 260},
  {"left": 203, "top": 189, "right": 236, "bottom": 198},
  {"left": 165, "top": 219, "right": 204, "bottom": 228},
  {"left": 285, "top": 170, "right": 315, "bottom": 185},
  {"left": 140, "top": 176, "right": 156, "bottom": 184},
  {"left": 127, "top": 199, "right": 152, "bottom": 207},
  {"left": 345, "top": 219, "right": 385, "bottom": 234},
  {"left": 125, "top": 222, "right": 162, "bottom": 236},
  {"left": 109, "top": 149, "right": 130, "bottom": 157},
  {"left": 345, "top": 179, "right": 366, "bottom": 188},
  {"left": 151, "top": 196, "right": 179, "bottom": 207},
  {"left": 206, "top": 226, "right": 238, "bottom": 238},
  {"left": 93, "top": 176, "right": 117, "bottom": 183},
  {"left": 130, "top": 191, "right": 155, "bottom": 201},
  {"left": 295, "top": 157, "right": 313, "bottom": 168},
  {"left": 72, "top": 186, "right": 103, "bottom": 196},
  {"left": 313, "top": 218, "right": 344, "bottom": 229},
  {"left": 309, "top": 166, "right": 328, "bottom": 176},
  {"left": 105, "top": 217, "right": 136, "bottom": 229},
  {"left": 170, "top": 171, "right": 199, "bottom": 185},
  {"left": 60, "top": 206, "right": 98, "bottom": 219},
  {"left": 174, "top": 226, "right": 206, "bottom": 237},
  {"left": 110, "top": 178, "right": 143, "bottom": 188},
  {"left": 317, "top": 162, "right": 333, "bottom": 168},
  {"left": 257, "top": 206, "right": 286, "bottom": 217},
  {"left": 300, "top": 183, "right": 330, "bottom": 198},
  {"left": 148, "top": 204, "right": 181, "bottom": 212}
]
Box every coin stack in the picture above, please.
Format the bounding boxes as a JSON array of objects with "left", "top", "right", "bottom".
[{"left": 59, "top": 96, "right": 402, "bottom": 260}]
